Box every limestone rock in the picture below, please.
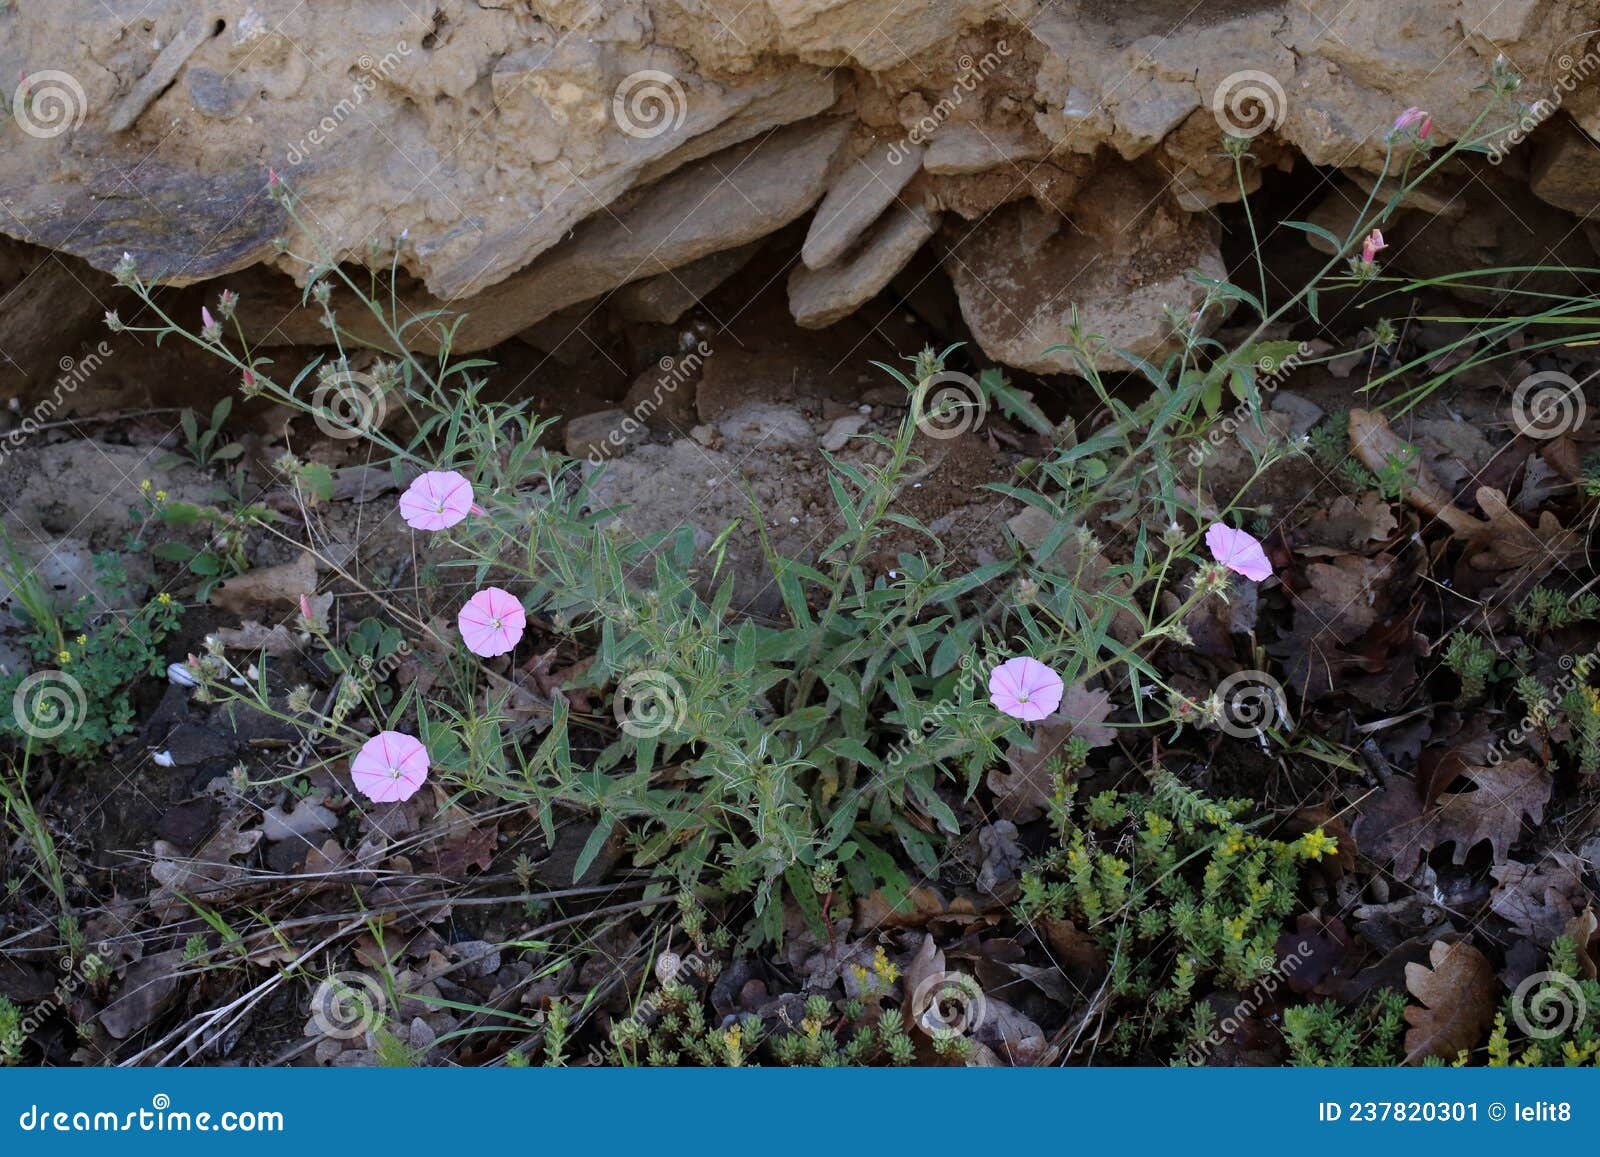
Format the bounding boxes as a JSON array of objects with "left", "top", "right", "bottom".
[
  {"left": 802, "top": 140, "right": 925, "bottom": 269},
  {"left": 789, "top": 201, "right": 940, "bottom": 328},
  {"left": 613, "top": 241, "right": 765, "bottom": 325},
  {"left": 947, "top": 168, "right": 1223, "bottom": 374}
]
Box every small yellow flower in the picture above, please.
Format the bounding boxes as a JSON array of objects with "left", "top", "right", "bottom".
[
  {"left": 57, "top": 650, "right": 71, "bottom": 665},
  {"left": 156, "top": 592, "right": 172, "bottom": 605},
  {"left": 139, "top": 479, "right": 151, "bottom": 492},
  {"left": 75, "top": 634, "right": 87, "bottom": 645},
  {"left": 1298, "top": 828, "right": 1338, "bottom": 861},
  {"left": 154, "top": 489, "right": 168, "bottom": 502}
]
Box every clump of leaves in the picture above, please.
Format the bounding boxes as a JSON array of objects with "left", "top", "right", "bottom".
[
  {"left": 1015, "top": 769, "right": 1334, "bottom": 1057},
  {"left": 1486, "top": 938, "right": 1600, "bottom": 1066},
  {"left": 165, "top": 398, "right": 245, "bottom": 470},
  {"left": 1442, "top": 630, "right": 1497, "bottom": 701},
  {"left": 1512, "top": 586, "right": 1600, "bottom": 633},
  {"left": 0, "top": 995, "right": 23, "bottom": 1065},
  {"left": 1282, "top": 990, "right": 1408, "bottom": 1066},
  {"left": 0, "top": 544, "right": 182, "bottom": 760}
]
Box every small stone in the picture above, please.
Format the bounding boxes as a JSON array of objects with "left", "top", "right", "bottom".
[
  {"left": 820, "top": 414, "right": 867, "bottom": 451},
  {"left": 565, "top": 408, "right": 646, "bottom": 461}
]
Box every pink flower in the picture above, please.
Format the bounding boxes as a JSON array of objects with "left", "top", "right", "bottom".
[
  {"left": 350, "top": 730, "right": 430, "bottom": 803},
  {"left": 1361, "top": 229, "right": 1386, "bottom": 264},
  {"left": 1205, "top": 522, "right": 1273, "bottom": 582},
  {"left": 201, "top": 306, "right": 216, "bottom": 329},
  {"left": 398, "top": 470, "right": 474, "bottom": 531},
  {"left": 988, "top": 657, "right": 1065, "bottom": 722},
  {"left": 1391, "top": 107, "right": 1432, "bottom": 140},
  {"left": 458, "top": 586, "right": 526, "bottom": 657}
]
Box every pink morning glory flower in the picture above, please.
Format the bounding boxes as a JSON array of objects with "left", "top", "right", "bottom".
[
  {"left": 458, "top": 586, "right": 526, "bottom": 657},
  {"left": 1361, "top": 228, "right": 1386, "bottom": 264},
  {"left": 1205, "top": 522, "right": 1273, "bottom": 581},
  {"left": 350, "top": 730, "right": 430, "bottom": 803},
  {"left": 398, "top": 470, "right": 474, "bottom": 531},
  {"left": 988, "top": 657, "right": 1065, "bottom": 722}
]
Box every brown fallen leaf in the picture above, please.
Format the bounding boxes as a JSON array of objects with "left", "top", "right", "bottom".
[
  {"left": 210, "top": 551, "right": 318, "bottom": 617},
  {"left": 99, "top": 949, "right": 187, "bottom": 1040},
  {"left": 1460, "top": 486, "right": 1580, "bottom": 577},
  {"left": 1403, "top": 940, "right": 1497, "bottom": 1063},
  {"left": 1565, "top": 907, "right": 1598, "bottom": 980},
  {"left": 1352, "top": 758, "right": 1551, "bottom": 873},
  {"left": 1297, "top": 492, "right": 1400, "bottom": 556},
  {"left": 988, "top": 684, "right": 1115, "bottom": 823},
  {"left": 1349, "top": 409, "right": 1483, "bottom": 537},
  {"left": 1489, "top": 853, "right": 1591, "bottom": 945}
]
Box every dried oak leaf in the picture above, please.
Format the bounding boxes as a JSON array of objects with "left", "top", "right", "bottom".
[
  {"left": 1403, "top": 940, "right": 1497, "bottom": 1063},
  {"left": 1462, "top": 487, "right": 1578, "bottom": 572},
  {"left": 1352, "top": 758, "right": 1550, "bottom": 873},
  {"left": 987, "top": 685, "right": 1114, "bottom": 823},
  {"left": 1489, "top": 853, "right": 1591, "bottom": 945},
  {"left": 1349, "top": 409, "right": 1483, "bottom": 537},
  {"left": 1297, "top": 493, "right": 1400, "bottom": 556}
]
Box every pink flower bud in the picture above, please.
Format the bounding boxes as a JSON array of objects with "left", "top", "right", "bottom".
[{"left": 1361, "top": 229, "right": 1387, "bottom": 264}]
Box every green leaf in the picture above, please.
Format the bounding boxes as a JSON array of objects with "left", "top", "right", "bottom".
[{"left": 572, "top": 815, "right": 616, "bottom": 883}]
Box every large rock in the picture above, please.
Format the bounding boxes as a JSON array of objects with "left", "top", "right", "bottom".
[
  {"left": 0, "top": 0, "right": 1595, "bottom": 382},
  {"left": 946, "top": 167, "right": 1224, "bottom": 374}
]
